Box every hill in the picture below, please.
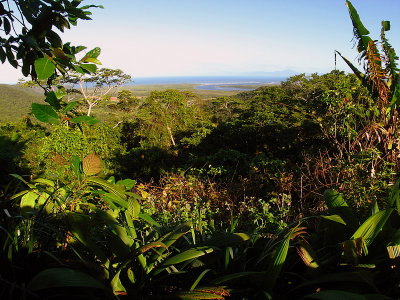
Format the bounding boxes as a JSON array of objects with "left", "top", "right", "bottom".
[{"left": 0, "top": 84, "right": 44, "bottom": 122}]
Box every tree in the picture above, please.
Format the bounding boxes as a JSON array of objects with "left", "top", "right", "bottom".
[
  {"left": 0, "top": 0, "right": 103, "bottom": 82},
  {"left": 137, "top": 89, "right": 199, "bottom": 148},
  {"left": 65, "top": 68, "right": 132, "bottom": 116}
]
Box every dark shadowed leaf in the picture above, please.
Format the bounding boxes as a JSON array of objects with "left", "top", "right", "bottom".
[{"left": 27, "top": 268, "right": 108, "bottom": 291}]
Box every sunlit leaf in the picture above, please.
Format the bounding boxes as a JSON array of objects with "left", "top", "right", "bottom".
[{"left": 34, "top": 57, "right": 56, "bottom": 80}]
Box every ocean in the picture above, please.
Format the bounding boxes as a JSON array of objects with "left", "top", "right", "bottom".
[{"left": 130, "top": 76, "right": 286, "bottom": 91}]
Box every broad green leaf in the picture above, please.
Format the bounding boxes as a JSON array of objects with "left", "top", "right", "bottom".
[
  {"left": 34, "top": 57, "right": 56, "bottom": 80},
  {"left": 116, "top": 179, "right": 136, "bottom": 190},
  {"left": 55, "top": 87, "right": 67, "bottom": 99},
  {"left": 31, "top": 103, "right": 59, "bottom": 124},
  {"left": 82, "top": 47, "right": 101, "bottom": 60},
  {"left": 322, "top": 214, "right": 347, "bottom": 225},
  {"left": 389, "top": 228, "right": 400, "bottom": 245},
  {"left": 27, "top": 268, "right": 107, "bottom": 291},
  {"left": 161, "top": 246, "right": 214, "bottom": 267},
  {"left": 382, "top": 20, "right": 390, "bottom": 32},
  {"left": 110, "top": 270, "right": 126, "bottom": 294},
  {"left": 264, "top": 231, "right": 291, "bottom": 291},
  {"left": 81, "top": 63, "right": 97, "bottom": 73},
  {"left": 161, "top": 222, "right": 192, "bottom": 248},
  {"left": 70, "top": 115, "right": 99, "bottom": 125},
  {"left": 335, "top": 51, "right": 367, "bottom": 85},
  {"left": 346, "top": 1, "right": 370, "bottom": 36},
  {"left": 127, "top": 198, "right": 140, "bottom": 219},
  {"left": 323, "top": 190, "right": 358, "bottom": 229},
  {"left": 71, "top": 155, "right": 82, "bottom": 178},
  {"left": 83, "top": 57, "right": 102, "bottom": 65},
  {"left": 139, "top": 213, "right": 161, "bottom": 227},
  {"left": 62, "top": 101, "right": 79, "bottom": 113},
  {"left": 33, "top": 178, "right": 55, "bottom": 187},
  {"left": 72, "top": 64, "right": 85, "bottom": 74},
  {"left": 44, "top": 91, "right": 61, "bottom": 109},
  {"left": 351, "top": 209, "right": 393, "bottom": 247},
  {"left": 101, "top": 192, "right": 127, "bottom": 208},
  {"left": 20, "top": 191, "right": 38, "bottom": 217},
  {"left": 86, "top": 177, "right": 127, "bottom": 200}
]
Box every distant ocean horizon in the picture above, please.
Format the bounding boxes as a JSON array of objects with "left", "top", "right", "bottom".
[{"left": 129, "top": 76, "right": 287, "bottom": 91}]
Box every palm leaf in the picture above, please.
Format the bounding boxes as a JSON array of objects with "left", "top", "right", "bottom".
[{"left": 351, "top": 209, "right": 393, "bottom": 248}]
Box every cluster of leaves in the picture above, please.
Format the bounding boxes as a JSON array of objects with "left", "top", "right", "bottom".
[{"left": 0, "top": 0, "right": 103, "bottom": 79}]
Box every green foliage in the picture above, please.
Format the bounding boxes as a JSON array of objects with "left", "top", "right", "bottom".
[
  {"left": 0, "top": 0, "right": 103, "bottom": 80},
  {"left": 133, "top": 89, "right": 200, "bottom": 149},
  {"left": 34, "top": 123, "right": 125, "bottom": 179}
]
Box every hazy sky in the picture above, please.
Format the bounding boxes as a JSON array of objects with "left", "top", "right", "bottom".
[{"left": 1, "top": 0, "right": 400, "bottom": 83}]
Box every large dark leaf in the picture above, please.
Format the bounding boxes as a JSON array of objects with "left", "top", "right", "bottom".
[{"left": 27, "top": 268, "right": 108, "bottom": 291}]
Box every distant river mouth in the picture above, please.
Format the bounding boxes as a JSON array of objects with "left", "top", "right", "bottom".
[{"left": 195, "top": 84, "right": 254, "bottom": 91}]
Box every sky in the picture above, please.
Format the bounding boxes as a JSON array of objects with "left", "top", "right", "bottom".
[{"left": 1, "top": 0, "right": 400, "bottom": 83}]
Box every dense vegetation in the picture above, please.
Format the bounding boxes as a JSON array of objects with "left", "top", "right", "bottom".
[{"left": 1, "top": 1, "right": 400, "bottom": 299}]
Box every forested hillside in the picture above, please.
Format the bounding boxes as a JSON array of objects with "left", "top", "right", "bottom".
[{"left": 0, "top": 84, "right": 42, "bottom": 122}]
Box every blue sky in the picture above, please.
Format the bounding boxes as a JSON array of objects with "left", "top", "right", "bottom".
[{"left": 1, "top": 0, "right": 400, "bottom": 83}]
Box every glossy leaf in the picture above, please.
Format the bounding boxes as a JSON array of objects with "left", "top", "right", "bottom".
[
  {"left": 351, "top": 209, "right": 393, "bottom": 247},
  {"left": 161, "top": 246, "right": 214, "bottom": 267},
  {"left": 31, "top": 103, "right": 59, "bottom": 124},
  {"left": 71, "top": 155, "right": 82, "bottom": 178},
  {"left": 81, "top": 63, "right": 97, "bottom": 73},
  {"left": 62, "top": 101, "right": 79, "bottom": 113},
  {"left": 34, "top": 57, "right": 56, "bottom": 80},
  {"left": 323, "top": 190, "right": 358, "bottom": 229},
  {"left": 86, "top": 177, "right": 127, "bottom": 200},
  {"left": 44, "top": 91, "right": 61, "bottom": 109},
  {"left": 81, "top": 47, "right": 101, "bottom": 61},
  {"left": 20, "top": 191, "right": 38, "bottom": 218}
]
